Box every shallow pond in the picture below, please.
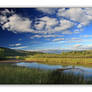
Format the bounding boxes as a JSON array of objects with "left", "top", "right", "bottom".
[
  {"left": 16, "top": 62, "right": 62, "bottom": 70},
  {"left": 16, "top": 62, "right": 92, "bottom": 81}
]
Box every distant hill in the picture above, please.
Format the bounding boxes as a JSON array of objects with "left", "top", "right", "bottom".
[
  {"left": 0, "top": 47, "right": 43, "bottom": 59},
  {"left": 1, "top": 47, "right": 92, "bottom": 59},
  {"left": 39, "top": 49, "right": 71, "bottom": 54}
]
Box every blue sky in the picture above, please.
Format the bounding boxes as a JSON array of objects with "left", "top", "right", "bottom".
[{"left": 1, "top": 8, "right": 92, "bottom": 51}]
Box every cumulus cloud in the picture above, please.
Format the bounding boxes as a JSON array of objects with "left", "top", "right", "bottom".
[
  {"left": 84, "top": 8, "right": 92, "bottom": 16},
  {"left": 62, "top": 30, "right": 72, "bottom": 34},
  {"left": 33, "top": 16, "right": 60, "bottom": 34},
  {"left": 36, "top": 8, "right": 57, "bottom": 14},
  {"left": 40, "top": 16, "right": 58, "bottom": 29},
  {"left": 35, "top": 8, "right": 92, "bottom": 35},
  {"left": 34, "top": 16, "right": 59, "bottom": 32},
  {"left": 54, "top": 19, "right": 74, "bottom": 32},
  {"left": 34, "top": 16, "right": 75, "bottom": 34},
  {"left": 0, "top": 9, "right": 72, "bottom": 35},
  {"left": 0, "top": 9, "right": 35, "bottom": 33},
  {"left": 2, "top": 14, "right": 34, "bottom": 33},
  {"left": 0, "top": 16, "right": 8, "bottom": 24},
  {"left": 0, "top": 9, "right": 14, "bottom": 15},
  {"left": 0, "top": 8, "right": 91, "bottom": 36},
  {"left": 58, "top": 8, "right": 92, "bottom": 26},
  {"left": 35, "top": 21, "right": 45, "bottom": 30}
]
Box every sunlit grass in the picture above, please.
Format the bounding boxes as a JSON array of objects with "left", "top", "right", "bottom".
[{"left": 25, "top": 57, "right": 92, "bottom": 67}]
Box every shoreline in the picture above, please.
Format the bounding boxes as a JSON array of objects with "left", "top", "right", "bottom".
[
  {"left": 1, "top": 58, "right": 92, "bottom": 68},
  {"left": 0, "top": 59, "right": 34, "bottom": 63}
]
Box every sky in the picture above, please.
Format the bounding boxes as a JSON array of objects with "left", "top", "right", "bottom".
[{"left": 1, "top": 8, "right": 92, "bottom": 51}]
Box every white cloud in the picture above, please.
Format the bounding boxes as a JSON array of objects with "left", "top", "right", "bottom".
[
  {"left": 35, "top": 21, "right": 45, "bottom": 30},
  {"left": 54, "top": 19, "right": 74, "bottom": 32},
  {"left": 36, "top": 8, "right": 57, "bottom": 14},
  {"left": 1, "top": 9, "right": 74, "bottom": 34},
  {"left": 58, "top": 8, "right": 92, "bottom": 26},
  {"left": 9, "top": 43, "right": 21, "bottom": 46},
  {"left": 0, "top": 8, "right": 90, "bottom": 35},
  {"left": 52, "top": 38, "right": 64, "bottom": 42},
  {"left": 36, "top": 8, "right": 92, "bottom": 34},
  {"left": 74, "top": 44, "right": 83, "bottom": 48},
  {"left": 67, "top": 38, "right": 83, "bottom": 43},
  {"left": 77, "top": 24, "right": 83, "bottom": 28},
  {"left": 34, "top": 16, "right": 59, "bottom": 34},
  {"left": 43, "top": 35, "right": 64, "bottom": 38},
  {"left": 11, "top": 46, "right": 28, "bottom": 49},
  {"left": 58, "top": 44, "right": 92, "bottom": 51},
  {"left": 0, "top": 9, "right": 35, "bottom": 33},
  {"left": 81, "top": 35, "right": 92, "bottom": 38},
  {"left": 2, "top": 14, "right": 34, "bottom": 33},
  {"left": 72, "top": 44, "right": 92, "bottom": 50},
  {"left": 40, "top": 16, "right": 58, "bottom": 29},
  {"left": 84, "top": 8, "right": 92, "bottom": 16},
  {"left": 0, "top": 16, "right": 8, "bottom": 24},
  {"left": 15, "top": 43, "right": 21, "bottom": 46},
  {"left": 30, "top": 34, "right": 64, "bottom": 39},
  {"left": 67, "top": 38, "right": 92, "bottom": 44},
  {"left": 72, "top": 38, "right": 80, "bottom": 40},
  {"left": 85, "top": 45, "right": 92, "bottom": 50},
  {"left": 30, "top": 35, "right": 42, "bottom": 39},
  {"left": 62, "top": 30, "right": 72, "bottom": 34},
  {"left": 0, "top": 9, "right": 14, "bottom": 15},
  {"left": 34, "top": 16, "right": 76, "bottom": 34}
]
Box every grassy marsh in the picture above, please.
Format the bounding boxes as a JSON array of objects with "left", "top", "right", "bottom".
[{"left": 0, "top": 63, "right": 90, "bottom": 84}]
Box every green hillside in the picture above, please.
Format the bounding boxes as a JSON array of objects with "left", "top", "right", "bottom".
[{"left": 0, "top": 47, "right": 43, "bottom": 60}]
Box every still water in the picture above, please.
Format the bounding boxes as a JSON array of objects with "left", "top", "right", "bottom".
[
  {"left": 16, "top": 62, "right": 92, "bottom": 80},
  {"left": 16, "top": 62, "right": 92, "bottom": 77},
  {"left": 16, "top": 62, "right": 62, "bottom": 70}
]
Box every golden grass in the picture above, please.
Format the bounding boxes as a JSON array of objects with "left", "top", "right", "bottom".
[{"left": 25, "top": 57, "right": 92, "bottom": 67}]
